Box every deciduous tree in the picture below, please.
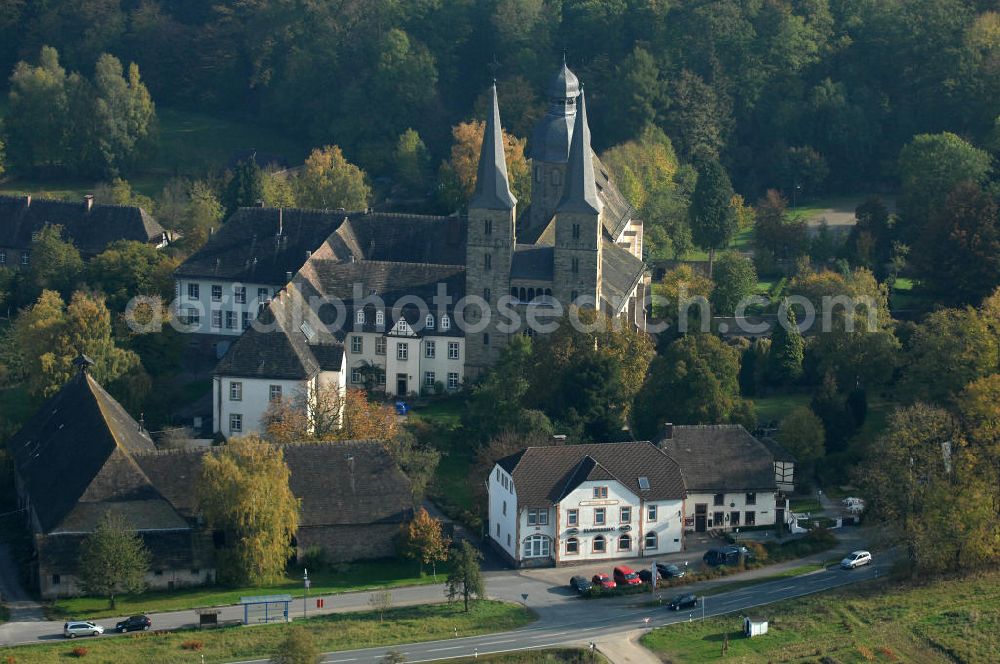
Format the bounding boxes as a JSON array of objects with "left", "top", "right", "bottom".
[
  {"left": 87, "top": 240, "right": 177, "bottom": 312},
  {"left": 400, "top": 507, "right": 450, "bottom": 578},
  {"left": 711, "top": 252, "right": 757, "bottom": 316},
  {"left": 272, "top": 627, "right": 320, "bottom": 664},
  {"left": 198, "top": 436, "right": 300, "bottom": 585},
  {"left": 21, "top": 224, "right": 83, "bottom": 302},
  {"left": 78, "top": 511, "right": 150, "bottom": 609},
  {"left": 445, "top": 541, "right": 483, "bottom": 612},
  {"left": 294, "top": 145, "right": 371, "bottom": 211},
  {"left": 438, "top": 119, "right": 529, "bottom": 211},
  {"left": 777, "top": 407, "right": 825, "bottom": 480}
]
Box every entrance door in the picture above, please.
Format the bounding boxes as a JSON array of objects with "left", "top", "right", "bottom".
[
  {"left": 694, "top": 504, "right": 707, "bottom": 532},
  {"left": 396, "top": 374, "right": 408, "bottom": 396}
]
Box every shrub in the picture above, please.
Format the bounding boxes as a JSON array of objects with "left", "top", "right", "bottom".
[
  {"left": 181, "top": 640, "right": 204, "bottom": 651},
  {"left": 878, "top": 646, "right": 897, "bottom": 661},
  {"left": 301, "top": 546, "right": 330, "bottom": 571},
  {"left": 858, "top": 645, "right": 876, "bottom": 661},
  {"left": 70, "top": 646, "right": 89, "bottom": 658},
  {"left": 273, "top": 628, "right": 320, "bottom": 664},
  {"left": 7, "top": 655, "right": 16, "bottom": 664}
]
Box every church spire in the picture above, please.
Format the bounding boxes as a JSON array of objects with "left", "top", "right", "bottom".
[
  {"left": 469, "top": 83, "right": 517, "bottom": 211},
  {"left": 557, "top": 88, "right": 601, "bottom": 215}
]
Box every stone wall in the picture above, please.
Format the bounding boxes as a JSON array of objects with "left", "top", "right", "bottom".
[{"left": 295, "top": 524, "right": 401, "bottom": 562}]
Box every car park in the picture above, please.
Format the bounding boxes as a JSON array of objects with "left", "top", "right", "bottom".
[
  {"left": 840, "top": 550, "right": 872, "bottom": 569},
  {"left": 655, "top": 562, "right": 686, "bottom": 578},
  {"left": 115, "top": 615, "right": 151, "bottom": 632},
  {"left": 592, "top": 573, "right": 616, "bottom": 589},
  {"left": 64, "top": 621, "right": 104, "bottom": 638},
  {"left": 569, "top": 575, "right": 593, "bottom": 594},
  {"left": 667, "top": 593, "right": 699, "bottom": 610},
  {"left": 613, "top": 565, "right": 642, "bottom": 586}
]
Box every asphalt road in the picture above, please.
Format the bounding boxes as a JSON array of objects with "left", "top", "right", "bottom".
[{"left": 233, "top": 557, "right": 890, "bottom": 664}]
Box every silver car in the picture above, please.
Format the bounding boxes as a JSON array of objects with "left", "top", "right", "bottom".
[
  {"left": 64, "top": 621, "right": 104, "bottom": 638},
  {"left": 840, "top": 550, "right": 872, "bottom": 569}
]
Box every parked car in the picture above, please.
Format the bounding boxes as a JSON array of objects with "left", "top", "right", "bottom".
[
  {"left": 638, "top": 568, "right": 658, "bottom": 585},
  {"left": 655, "top": 562, "right": 686, "bottom": 579},
  {"left": 667, "top": 593, "right": 699, "bottom": 610},
  {"left": 840, "top": 550, "right": 872, "bottom": 569},
  {"left": 115, "top": 615, "right": 151, "bottom": 633},
  {"left": 64, "top": 621, "right": 104, "bottom": 638},
  {"left": 703, "top": 545, "right": 753, "bottom": 567},
  {"left": 591, "top": 573, "right": 616, "bottom": 589},
  {"left": 569, "top": 575, "right": 593, "bottom": 594},
  {"left": 613, "top": 566, "right": 642, "bottom": 586}
]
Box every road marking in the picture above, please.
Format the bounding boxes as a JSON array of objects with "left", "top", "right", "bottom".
[
  {"left": 776, "top": 585, "right": 797, "bottom": 592},
  {"left": 479, "top": 638, "right": 518, "bottom": 645},
  {"left": 426, "top": 646, "right": 462, "bottom": 652}
]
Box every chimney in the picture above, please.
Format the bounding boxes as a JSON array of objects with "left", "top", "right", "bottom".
[
  {"left": 257, "top": 199, "right": 265, "bottom": 207},
  {"left": 552, "top": 434, "right": 567, "bottom": 445},
  {"left": 661, "top": 422, "right": 674, "bottom": 441},
  {"left": 285, "top": 271, "right": 293, "bottom": 282},
  {"left": 305, "top": 250, "right": 312, "bottom": 260},
  {"left": 24, "top": 194, "right": 31, "bottom": 208},
  {"left": 349, "top": 254, "right": 356, "bottom": 263},
  {"left": 84, "top": 194, "right": 94, "bottom": 212},
  {"left": 277, "top": 208, "right": 284, "bottom": 237}
]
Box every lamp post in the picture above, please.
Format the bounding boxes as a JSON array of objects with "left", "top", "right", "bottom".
[{"left": 303, "top": 568, "right": 310, "bottom": 619}]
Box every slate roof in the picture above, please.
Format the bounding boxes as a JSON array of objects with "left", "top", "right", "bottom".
[
  {"left": 469, "top": 84, "right": 517, "bottom": 211},
  {"left": 657, "top": 425, "right": 780, "bottom": 492},
  {"left": 496, "top": 441, "right": 686, "bottom": 507},
  {"left": 173, "top": 207, "right": 348, "bottom": 283},
  {"left": 214, "top": 284, "right": 344, "bottom": 380},
  {"left": 557, "top": 90, "right": 602, "bottom": 216},
  {"left": 0, "top": 194, "right": 165, "bottom": 255},
  {"left": 511, "top": 245, "right": 554, "bottom": 281},
  {"left": 601, "top": 238, "right": 645, "bottom": 313},
  {"left": 332, "top": 214, "right": 466, "bottom": 266},
  {"left": 136, "top": 441, "right": 413, "bottom": 528},
  {"left": 531, "top": 62, "right": 579, "bottom": 164},
  {"left": 5, "top": 369, "right": 181, "bottom": 533}
]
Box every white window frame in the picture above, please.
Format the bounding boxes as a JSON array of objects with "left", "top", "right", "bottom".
[
  {"left": 425, "top": 314, "right": 435, "bottom": 329},
  {"left": 424, "top": 371, "right": 435, "bottom": 387},
  {"left": 269, "top": 385, "right": 282, "bottom": 402},
  {"left": 441, "top": 315, "right": 450, "bottom": 330},
  {"left": 645, "top": 531, "right": 658, "bottom": 550},
  {"left": 229, "top": 382, "right": 242, "bottom": 401},
  {"left": 425, "top": 340, "right": 435, "bottom": 358},
  {"left": 187, "top": 283, "right": 199, "bottom": 300},
  {"left": 225, "top": 311, "right": 237, "bottom": 329},
  {"left": 375, "top": 337, "right": 387, "bottom": 355},
  {"left": 448, "top": 342, "right": 460, "bottom": 359},
  {"left": 211, "top": 310, "right": 222, "bottom": 329},
  {"left": 351, "top": 336, "right": 363, "bottom": 353},
  {"left": 211, "top": 285, "right": 222, "bottom": 301},
  {"left": 397, "top": 343, "right": 408, "bottom": 360},
  {"left": 356, "top": 310, "right": 365, "bottom": 324},
  {"left": 375, "top": 310, "right": 385, "bottom": 326},
  {"left": 447, "top": 372, "right": 459, "bottom": 390},
  {"left": 522, "top": 535, "right": 550, "bottom": 558},
  {"left": 351, "top": 369, "right": 362, "bottom": 384},
  {"left": 229, "top": 413, "right": 242, "bottom": 433},
  {"left": 234, "top": 286, "right": 247, "bottom": 304}
]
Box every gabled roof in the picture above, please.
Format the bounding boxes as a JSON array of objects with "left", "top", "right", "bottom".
[
  {"left": 601, "top": 238, "right": 645, "bottom": 313},
  {"left": 657, "top": 425, "right": 782, "bottom": 492},
  {"left": 557, "top": 89, "right": 602, "bottom": 216},
  {"left": 214, "top": 284, "right": 344, "bottom": 380},
  {"left": 496, "top": 441, "right": 685, "bottom": 507},
  {"left": 6, "top": 369, "right": 173, "bottom": 533},
  {"left": 0, "top": 195, "right": 165, "bottom": 255},
  {"left": 470, "top": 84, "right": 517, "bottom": 211},
  {"left": 173, "top": 207, "right": 349, "bottom": 283},
  {"left": 135, "top": 441, "right": 413, "bottom": 527},
  {"left": 511, "top": 245, "right": 554, "bottom": 281}
]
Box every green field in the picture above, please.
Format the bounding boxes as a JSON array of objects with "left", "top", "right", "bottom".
[
  {"left": 641, "top": 571, "right": 1000, "bottom": 663},
  {"left": 51, "top": 558, "right": 448, "bottom": 620},
  {"left": 10, "top": 600, "right": 533, "bottom": 664},
  {"left": 751, "top": 392, "right": 811, "bottom": 425},
  {"left": 0, "top": 105, "right": 311, "bottom": 200}
]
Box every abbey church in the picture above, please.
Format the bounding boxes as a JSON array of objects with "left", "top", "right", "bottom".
[{"left": 173, "top": 62, "right": 648, "bottom": 435}]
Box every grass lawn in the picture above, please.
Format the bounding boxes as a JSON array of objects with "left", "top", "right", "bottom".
[
  {"left": 751, "top": 392, "right": 811, "bottom": 425},
  {"left": 641, "top": 570, "right": 1000, "bottom": 663},
  {"left": 409, "top": 397, "right": 479, "bottom": 528},
  {"left": 788, "top": 498, "right": 822, "bottom": 514},
  {"left": 51, "top": 558, "right": 449, "bottom": 620},
  {"left": 680, "top": 229, "right": 754, "bottom": 262},
  {"left": 11, "top": 600, "right": 533, "bottom": 664},
  {"left": 439, "top": 648, "right": 609, "bottom": 663},
  {"left": 0, "top": 105, "right": 311, "bottom": 200}
]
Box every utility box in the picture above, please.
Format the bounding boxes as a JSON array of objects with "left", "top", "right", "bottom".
[{"left": 744, "top": 616, "right": 768, "bottom": 638}]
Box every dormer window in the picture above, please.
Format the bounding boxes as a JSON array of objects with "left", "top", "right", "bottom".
[
  {"left": 356, "top": 310, "right": 365, "bottom": 324},
  {"left": 425, "top": 314, "right": 435, "bottom": 329},
  {"left": 441, "top": 315, "right": 450, "bottom": 330},
  {"left": 375, "top": 310, "right": 385, "bottom": 326}
]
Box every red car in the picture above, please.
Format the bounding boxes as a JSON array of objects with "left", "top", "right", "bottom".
[
  {"left": 591, "top": 573, "right": 616, "bottom": 589},
  {"left": 613, "top": 566, "right": 643, "bottom": 586}
]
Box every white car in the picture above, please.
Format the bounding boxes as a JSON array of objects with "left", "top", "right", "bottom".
[
  {"left": 64, "top": 621, "right": 104, "bottom": 638},
  {"left": 840, "top": 550, "right": 872, "bottom": 569}
]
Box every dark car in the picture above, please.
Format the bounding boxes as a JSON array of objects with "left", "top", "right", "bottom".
[
  {"left": 703, "top": 545, "right": 753, "bottom": 567},
  {"left": 115, "top": 615, "right": 151, "bottom": 633},
  {"left": 592, "top": 573, "right": 616, "bottom": 589},
  {"left": 667, "top": 593, "right": 699, "bottom": 610},
  {"left": 613, "top": 566, "right": 643, "bottom": 586},
  {"left": 655, "top": 562, "right": 686, "bottom": 579},
  {"left": 569, "top": 575, "right": 593, "bottom": 594},
  {"left": 638, "top": 568, "right": 658, "bottom": 585}
]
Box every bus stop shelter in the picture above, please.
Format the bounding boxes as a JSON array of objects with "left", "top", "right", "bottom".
[{"left": 240, "top": 594, "right": 292, "bottom": 625}]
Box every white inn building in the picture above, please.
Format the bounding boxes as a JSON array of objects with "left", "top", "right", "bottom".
[{"left": 489, "top": 442, "right": 687, "bottom": 567}]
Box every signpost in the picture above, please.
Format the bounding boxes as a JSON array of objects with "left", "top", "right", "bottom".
[{"left": 303, "top": 568, "right": 310, "bottom": 619}]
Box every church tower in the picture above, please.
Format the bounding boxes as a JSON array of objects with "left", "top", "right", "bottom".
[
  {"left": 465, "top": 83, "right": 517, "bottom": 378},
  {"left": 553, "top": 89, "right": 602, "bottom": 309},
  {"left": 527, "top": 59, "right": 580, "bottom": 234}
]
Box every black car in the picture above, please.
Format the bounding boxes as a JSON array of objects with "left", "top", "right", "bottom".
[
  {"left": 115, "top": 615, "right": 151, "bottom": 633},
  {"left": 703, "top": 545, "right": 753, "bottom": 567},
  {"left": 667, "top": 593, "right": 699, "bottom": 610},
  {"left": 569, "top": 575, "right": 593, "bottom": 594},
  {"left": 638, "top": 569, "right": 657, "bottom": 585},
  {"left": 655, "top": 562, "right": 686, "bottom": 579}
]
